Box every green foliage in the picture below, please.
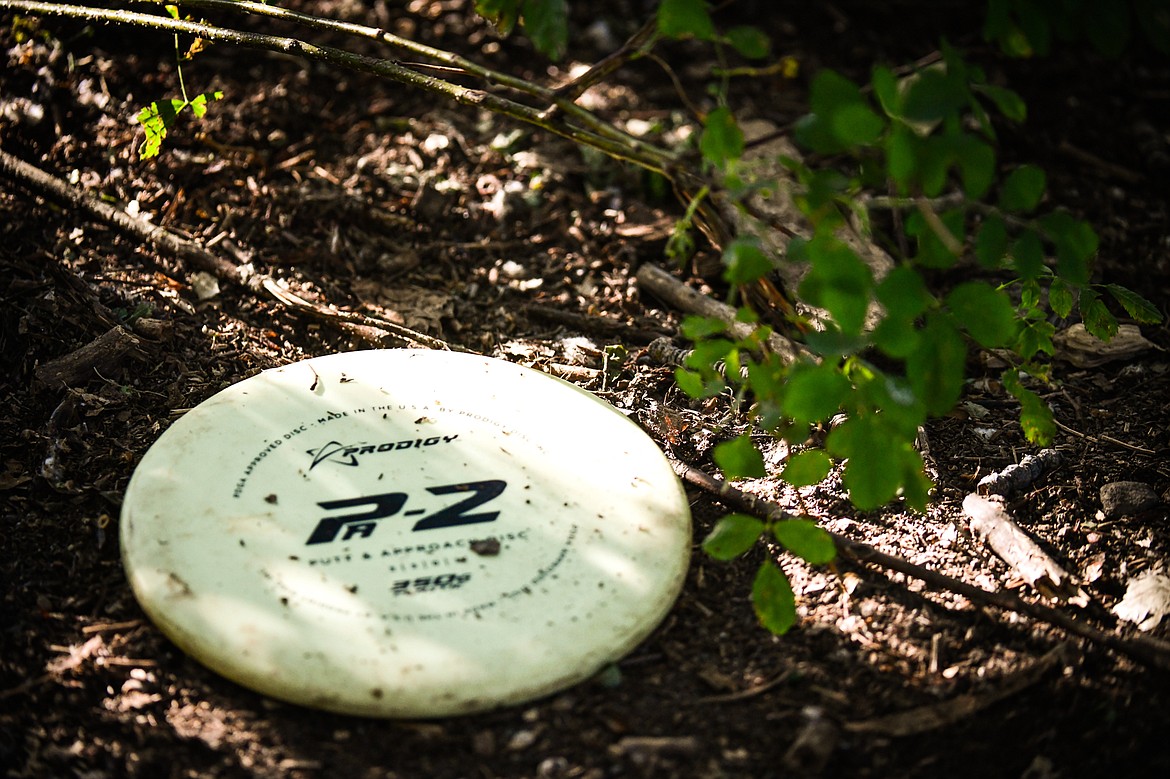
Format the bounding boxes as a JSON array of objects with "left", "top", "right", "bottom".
[
  {"left": 752, "top": 561, "right": 796, "bottom": 634},
  {"left": 137, "top": 90, "right": 222, "bottom": 159},
  {"left": 699, "top": 106, "right": 744, "bottom": 169},
  {"left": 702, "top": 514, "right": 765, "bottom": 560},
  {"left": 712, "top": 434, "right": 766, "bottom": 479},
  {"left": 656, "top": 0, "right": 717, "bottom": 42},
  {"left": 135, "top": 5, "right": 223, "bottom": 160},
  {"left": 771, "top": 519, "right": 836, "bottom": 564},
  {"left": 476, "top": 0, "right": 569, "bottom": 59},
  {"left": 984, "top": 0, "right": 1170, "bottom": 57},
  {"left": 673, "top": 22, "right": 1161, "bottom": 519},
  {"left": 638, "top": 1, "right": 1163, "bottom": 634},
  {"left": 780, "top": 450, "right": 832, "bottom": 487}
]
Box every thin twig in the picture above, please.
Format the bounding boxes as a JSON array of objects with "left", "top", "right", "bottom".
[
  {"left": 549, "top": 17, "right": 658, "bottom": 102},
  {"left": 1055, "top": 419, "right": 1156, "bottom": 455},
  {"left": 0, "top": 146, "right": 259, "bottom": 290},
  {"left": 0, "top": 147, "right": 447, "bottom": 350}
]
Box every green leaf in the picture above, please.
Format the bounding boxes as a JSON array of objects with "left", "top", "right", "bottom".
[
  {"left": 873, "top": 315, "right": 921, "bottom": 358},
  {"left": 771, "top": 519, "right": 836, "bottom": 564},
  {"left": 700, "top": 106, "right": 744, "bottom": 167},
  {"left": 1009, "top": 229, "right": 1045, "bottom": 280},
  {"left": 680, "top": 315, "right": 727, "bottom": 339},
  {"left": 1039, "top": 212, "right": 1097, "bottom": 286},
  {"left": 830, "top": 103, "right": 885, "bottom": 148},
  {"left": 657, "top": 0, "right": 716, "bottom": 41},
  {"left": 809, "top": 69, "right": 864, "bottom": 116},
  {"left": 781, "top": 450, "right": 833, "bottom": 487},
  {"left": 798, "top": 237, "right": 873, "bottom": 334},
  {"left": 1079, "top": 289, "right": 1119, "bottom": 340},
  {"left": 954, "top": 136, "right": 996, "bottom": 199},
  {"left": 876, "top": 265, "right": 933, "bottom": 319},
  {"left": 136, "top": 98, "right": 185, "bottom": 160},
  {"left": 907, "top": 313, "right": 967, "bottom": 415},
  {"left": 871, "top": 66, "right": 900, "bottom": 117},
  {"left": 906, "top": 208, "right": 964, "bottom": 268},
  {"left": 684, "top": 338, "right": 735, "bottom": 371},
  {"left": 476, "top": 0, "right": 521, "bottom": 36},
  {"left": 945, "top": 281, "right": 1018, "bottom": 347},
  {"left": 826, "top": 416, "right": 903, "bottom": 509},
  {"left": 188, "top": 90, "right": 222, "bottom": 119},
  {"left": 974, "top": 214, "right": 1009, "bottom": 268},
  {"left": 803, "top": 328, "right": 868, "bottom": 358},
  {"left": 1105, "top": 284, "right": 1163, "bottom": 324},
  {"left": 675, "top": 367, "right": 723, "bottom": 399},
  {"left": 1003, "top": 370, "right": 1055, "bottom": 446},
  {"left": 999, "top": 165, "right": 1047, "bottom": 213},
  {"left": 722, "top": 237, "right": 772, "bottom": 284},
  {"left": 901, "top": 68, "right": 968, "bottom": 123},
  {"left": 702, "top": 514, "right": 765, "bottom": 560},
  {"left": 726, "top": 25, "right": 771, "bottom": 59},
  {"left": 1020, "top": 278, "right": 1041, "bottom": 310},
  {"left": 520, "top": 0, "right": 568, "bottom": 59},
  {"left": 898, "top": 445, "right": 933, "bottom": 512},
  {"left": 1048, "top": 279, "right": 1076, "bottom": 318},
  {"left": 1016, "top": 318, "right": 1056, "bottom": 360},
  {"left": 917, "top": 135, "right": 952, "bottom": 197},
  {"left": 714, "top": 434, "right": 767, "bottom": 479},
  {"left": 886, "top": 127, "right": 916, "bottom": 191},
  {"left": 974, "top": 84, "right": 1027, "bottom": 122},
  {"left": 752, "top": 561, "right": 796, "bottom": 635},
  {"left": 782, "top": 361, "right": 852, "bottom": 425}
]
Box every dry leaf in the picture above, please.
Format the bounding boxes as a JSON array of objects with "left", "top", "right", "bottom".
[{"left": 1113, "top": 567, "right": 1170, "bottom": 631}]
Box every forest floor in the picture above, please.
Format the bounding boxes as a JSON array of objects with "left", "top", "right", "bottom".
[{"left": 2, "top": 2, "right": 1170, "bottom": 777}]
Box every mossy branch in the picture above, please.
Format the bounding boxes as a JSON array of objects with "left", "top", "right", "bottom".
[{"left": 127, "top": 0, "right": 667, "bottom": 162}]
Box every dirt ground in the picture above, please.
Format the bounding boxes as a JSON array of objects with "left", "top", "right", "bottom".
[{"left": 3, "top": 1, "right": 1170, "bottom": 777}]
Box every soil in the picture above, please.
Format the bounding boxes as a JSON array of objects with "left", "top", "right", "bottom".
[{"left": 2, "top": 2, "right": 1170, "bottom": 777}]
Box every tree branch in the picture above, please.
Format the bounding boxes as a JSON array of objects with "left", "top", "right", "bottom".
[
  {"left": 670, "top": 457, "right": 1170, "bottom": 674},
  {"left": 1, "top": 0, "right": 676, "bottom": 174}
]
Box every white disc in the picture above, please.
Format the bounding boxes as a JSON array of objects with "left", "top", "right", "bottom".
[{"left": 120, "top": 349, "right": 691, "bottom": 717}]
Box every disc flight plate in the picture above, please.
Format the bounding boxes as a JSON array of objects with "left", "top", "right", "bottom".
[{"left": 120, "top": 349, "right": 692, "bottom": 717}]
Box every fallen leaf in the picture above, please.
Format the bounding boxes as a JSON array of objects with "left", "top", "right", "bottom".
[{"left": 1113, "top": 567, "right": 1170, "bottom": 631}]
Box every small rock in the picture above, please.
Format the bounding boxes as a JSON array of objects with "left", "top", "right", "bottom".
[
  {"left": 537, "top": 756, "right": 571, "bottom": 778},
  {"left": 507, "top": 729, "right": 538, "bottom": 751},
  {"left": 1100, "top": 481, "right": 1160, "bottom": 519}
]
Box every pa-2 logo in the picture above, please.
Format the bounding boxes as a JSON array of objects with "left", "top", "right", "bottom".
[{"left": 306, "top": 479, "right": 506, "bottom": 545}]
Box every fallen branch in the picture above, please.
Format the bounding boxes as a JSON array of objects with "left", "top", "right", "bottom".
[
  {"left": 34, "top": 325, "right": 148, "bottom": 391},
  {"left": 844, "top": 642, "right": 1072, "bottom": 737},
  {"left": 669, "top": 457, "right": 1170, "bottom": 673},
  {"left": 0, "top": 147, "right": 449, "bottom": 350},
  {"left": 635, "top": 263, "right": 808, "bottom": 364},
  {"left": 963, "top": 493, "right": 1089, "bottom": 606},
  {"left": 0, "top": 146, "right": 257, "bottom": 290}
]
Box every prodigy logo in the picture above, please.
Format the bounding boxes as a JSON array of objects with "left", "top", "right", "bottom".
[{"left": 307, "top": 435, "right": 460, "bottom": 470}]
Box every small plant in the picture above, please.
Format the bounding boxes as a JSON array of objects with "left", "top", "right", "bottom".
[{"left": 136, "top": 4, "right": 222, "bottom": 159}]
